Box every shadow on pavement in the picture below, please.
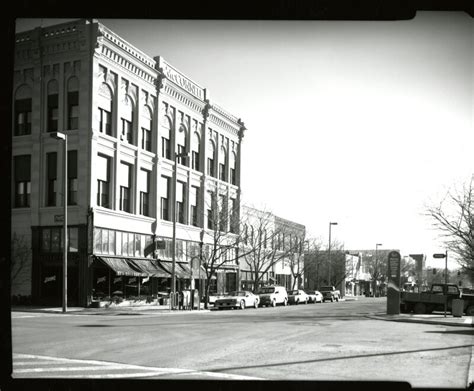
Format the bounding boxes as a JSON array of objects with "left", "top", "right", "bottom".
[
  {"left": 206, "top": 344, "right": 474, "bottom": 374},
  {"left": 425, "top": 329, "right": 474, "bottom": 336}
]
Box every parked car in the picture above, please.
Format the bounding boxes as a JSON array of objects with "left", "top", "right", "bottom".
[
  {"left": 306, "top": 290, "right": 323, "bottom": 303},
  {"left": 257, "top": 285, "right": 288, "bottom": 307},
  {"left": 214, "top": 291, "right": 260, "bottom": 310},
  {"left": 320, "top": 286, "right": 341, "bottom": 302},
  {"left": 288, "top": 289, "right": 310, "bottom": 305}
]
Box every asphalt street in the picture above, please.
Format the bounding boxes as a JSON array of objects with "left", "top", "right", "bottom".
[{"left": 10, "top": 297, "right": 474, "bottom": 388}]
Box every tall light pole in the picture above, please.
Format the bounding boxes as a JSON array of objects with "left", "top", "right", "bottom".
[
  {"left": 50, "top": 132, "right": 67, "bottom": 313},
  {"left": 375, "top": 243, "right": 382, "bottom": 297},
  {"left": 171, "top": 151, "right": 189, "bottom": 310},
  {"left": 328, "top": 222, "right": 338, "bottom": 285}
]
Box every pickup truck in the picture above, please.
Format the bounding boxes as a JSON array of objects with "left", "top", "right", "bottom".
[
  {"left": 319, "top": 286, "right": 341, "bottom": 302},
  {"left": 400, "top": 283, "right": 474, "bottom": 315}
]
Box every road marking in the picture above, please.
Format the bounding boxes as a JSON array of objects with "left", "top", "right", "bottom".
[{"left": 13, "top": 353, "right": 264, "bottom": 380}]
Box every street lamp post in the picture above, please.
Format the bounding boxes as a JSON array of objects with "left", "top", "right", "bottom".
[
  {"left": 50, "top": 132, "right": 67, "bottom": 313},
  {"left": 199, "top": 229, "right": 204, "bottom": 311},
  {"left": 375, "top": 243, "right": 382, "bottom": 297},
  {"left": 171, "top": 151, "right": 189, "bottom": 310},
  {"left": 328, "top": 222, "right": 338, "bottom": 285}
]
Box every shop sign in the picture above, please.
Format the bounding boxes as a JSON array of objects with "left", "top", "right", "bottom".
[
  {"left": 44, "top": 275, "right": 56, "bottom": 283},
  {"left": 114, "top": 277, "right": 122, "bottom": 284},
  {"left": 97, "top": 276, "right": 106, "bottom": 284},
  {"left": 162, "top": 61, "right": 204, "bottom": 100}
]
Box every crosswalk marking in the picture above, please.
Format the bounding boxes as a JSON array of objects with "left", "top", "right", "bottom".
[{"left": 13, "top": 353, "right": 263, "bottom": 380}]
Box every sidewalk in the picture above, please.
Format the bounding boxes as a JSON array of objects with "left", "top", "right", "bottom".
[
  {"left": 366, "top": 312, "right": 474, "bottom": 328},
  {"left": 11, "top": 304, "right": 211, "bottom": 315}
]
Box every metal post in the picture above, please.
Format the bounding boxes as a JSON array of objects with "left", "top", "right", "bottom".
[
  {"left": 171, "top": 153, "right": 178, "bottom": 310},
  {"left": 171, "top": 152, "right": 188, "bottom": 310},
  {"left": 199, "top": 230, "right": 204, "bottom": 311},
  {"left": 375, "top": 243, "right": 382, "bottom": 297},
  {"left": 63, "top": 135, "right": 68, "bottom": 313},
  {"left": 328, "top": 222, "right": 337, "bottom": 285},
  {"left": 444, "top": 250, "right": 448, "bottom": 318}
]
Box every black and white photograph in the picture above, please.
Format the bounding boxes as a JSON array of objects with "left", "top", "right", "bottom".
[{"left": 4, "top": 5, "right": 474, "bottom": 391}]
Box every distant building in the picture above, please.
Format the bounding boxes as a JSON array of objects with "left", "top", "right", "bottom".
[
  {"left": 239, "top": 206, "right": 306, "bottom": 292},
  {"left": 12, "top": 19, "right": 246, "bottom": 306}
]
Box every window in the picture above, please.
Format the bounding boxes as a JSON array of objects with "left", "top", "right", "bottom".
[
  {"left": 98, "top": 108, "right": 112, "bottom": 135},
  {"left": 207, "top": 142, "right": 216, "bottom": 177},
  {"left": 141, "top": 107, "right": 152, "bottom": 152},
  {"left": 68, "top": 150, "right": 78, "bottom": 205},
  {"left": 161, "top": 118, "right": 171, "bottom": 159},
  {"left": 219, "top": 195, "right": 227, "bottom": 232},
  {"left": 141, "top": 127, "right": 151, "bottom": 152},
  {"left": 177, "top": 125, "right": 187, "bottom": 165},
  {"left": 121, "top": 96, "right": 134, "bottom": 144},
  {"left": 42, "top": 227, "right": 79, "bottom": 253},
  {"left": 97, "top": 154, "right": 110, "bottom": 208},
  {"left": 192, "top": 132, "right": 200, "bottom": 171},
  {"left": 47, "top": 80, "right": 59, "bottom": 132},
  {"left": 190, "top": 186, "right": 199, "bottom": 227},
  {"left": 230, "top": 152, "right": 237, "bottom": 185},
  {"left": 46, "top": 152, "right": 57, "bottom": 206},
  {"left": 229, "top": 198, "right": 238, "bottom": 233},
  {"left": 15, "top": 100, "right": 32, "bottom": 136},
  {"left": 98, "top": 83, "right": 112, "bottom": 135},
  {"left": 160, "top": 176, "right": 170, "bottom": 221},
  {"left": 14, "top": 155, "right": 31, "bottom": 207},
  {"left": 219, "top": 146, "right": 227, "bottom": 182},
  {"left": 139, "top": 169, "right": 150, "bottom": 216},
  {"left": 14, "top": 85, "right": 32, "bottom": 136},
  {"left": 67, "top": 77, "right": 79, "bottom": 130},
  {"left": 176, "top": 181, "right": 185, "bottom": 224},
  {"left": 207, "top": 191, "right": 216, "bottom": 230},
  {"left": 119, "top": 162, "right": 132, "bottom": 213}
]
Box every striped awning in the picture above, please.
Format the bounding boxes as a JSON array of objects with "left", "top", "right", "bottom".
[
  {"left": 128, "top": 259, "right": 170, "bottom": 278},
  {"left": 96, "top": 257, "right": 148, "bottom": 277},
  {"left": 158, "top": 261, "right": 188, "bottom": 279}
]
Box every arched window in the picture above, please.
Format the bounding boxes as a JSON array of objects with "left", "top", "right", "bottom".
[
  {"left": 67, "top": 77, "right": 79, "bottom": 130},
  {"left": 160, "top": 117, "right": 171, "bottom": 159},
  {"left": 191, "top": 132, "right": 201, "bottom": 172},
  {"left": 176, "top": 124, "right": 187, "bottom": 165},
  {"left": 141, "top": 106, "right": 152, "bottom": 152},
  {"left": 98, "top": 83, "right": 112, "bottom": 136},
  {"left": 219, "top": 146, "right": 227, "bottom": 182},
  {"left": 121, "top": 95, "right": 134, "bottom": 144},
  {"left": 207, "top": 141, "right": 216, "bottom": 177},
  {"left": 47, "top": 80, "right": 58, "bottom": 132},
  {"left": 230, "top": 152, "right": 237, "bottom": 185},
  {"left": 14, "top": 85, "right": 32, "bottom": 136}
]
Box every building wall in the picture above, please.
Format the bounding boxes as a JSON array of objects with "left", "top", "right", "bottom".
[{"left": 12, "top": 19, "right": 246, "bottom": 305}]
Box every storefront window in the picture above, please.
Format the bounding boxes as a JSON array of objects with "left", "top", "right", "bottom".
[
  {"left": 51, "top": 228, "right": 61, "bottom": 252},
  {"left": 135, "top": 234, "right": 141, "bottom": 257},
  {"left": 68, "top": 227, "right": 79, "bottom": 252},
  {"left": 42, "top": 229, "right": 51, "bottom": 252},
  {"left": 116, "top": 231, "right": 122, "bottom": 255}
]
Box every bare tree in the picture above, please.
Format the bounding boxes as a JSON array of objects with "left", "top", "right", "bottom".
[
  {"left": 306, "top": 241, "right": 346, "bottom": 289},
  {"left": 199, "top": 192, "right": 256, "bottom": 309},
  {"left": 425, "top": 176, "right": 474, "bottom": 273},
  {"left": 288, "top": 235, "right": 320, "bottom": 290},
  {"left": 239, "top": 208, "right": 301, "bottom": 292},
  {"left": 11, "top": 233, "right": 31, "bottom": 292}
]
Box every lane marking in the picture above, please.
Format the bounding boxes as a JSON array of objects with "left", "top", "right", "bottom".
[{"left": 13, "top": 353, "right": 264, "bottom": 380}]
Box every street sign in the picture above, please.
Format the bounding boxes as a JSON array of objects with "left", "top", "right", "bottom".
[
  {"left": 433, "top": 253, "right": 446, "bottom": 258},
  {"left": 387, "top": 251, "right": 401, "bottom": 315},
  {"left": 54, "top": 214, "right": 64, "bottom": 222},
  {"left": 156, "top": 240, "right": 166, "bottom": 249}
]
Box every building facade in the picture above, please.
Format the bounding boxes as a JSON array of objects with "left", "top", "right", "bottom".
[
  {"left": 239, "top": 206, "right": 306, "bottom": 292},
  {"left": 12, "top": 19, "right": 245, "bottom": 306}
]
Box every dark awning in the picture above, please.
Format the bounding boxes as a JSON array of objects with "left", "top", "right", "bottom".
[
  {"left": 178, "top": 262, "right": 192, "bottom": 277},
  {"left": 157, "top": 261, "right": 188, "bottom": 279},
  {"left": 96, "top": 257, "right": 148, "bottom": 277},
  {"left": 128, "top": 259, "right": 170, "bottom": 278}
]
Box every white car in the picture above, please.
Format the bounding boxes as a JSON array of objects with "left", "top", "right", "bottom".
[
  {"left": 214, "top": 291, "right": 260, "bottom": 310},
  {"left": 306, "top": 290, "right": 323, "bottom": 303},
  {"left": 288, "top": 289, "right": 310, "bottom": 305},
  {"left": 257, "top": 286, "right": 288, "bottom": 307}
]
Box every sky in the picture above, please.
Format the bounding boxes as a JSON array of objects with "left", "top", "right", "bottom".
[{"left": 16, "top": 13, "right": 473, "bottom": 268}]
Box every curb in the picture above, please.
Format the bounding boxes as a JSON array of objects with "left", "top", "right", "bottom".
[{"left": 365, "top": 314, "right": 474, "bottom": 328}]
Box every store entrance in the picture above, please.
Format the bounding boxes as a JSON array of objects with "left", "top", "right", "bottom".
[{"left": 39, "top": 264, "right": 78, "bottom": 306}]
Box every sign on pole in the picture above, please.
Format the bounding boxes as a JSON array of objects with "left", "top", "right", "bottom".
[
  {"left": 433, "top": 253, "right": 446, "bottom": 259},
  {"left": 386, "top": 251, "right": 401, "bottom": 315}
]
